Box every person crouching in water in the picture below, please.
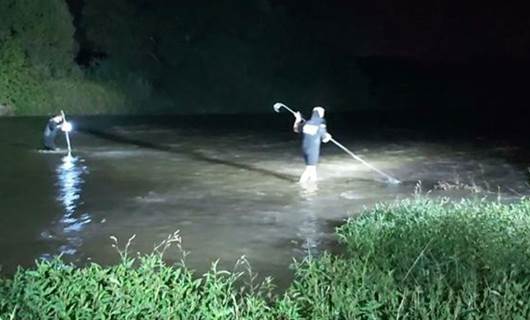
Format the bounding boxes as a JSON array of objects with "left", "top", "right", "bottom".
[
  {"left": 293, "top": 106, "right": 332, "bottom": 183},
  {"left": 43, "top": 114, "right": 66, "bottom": 150}
]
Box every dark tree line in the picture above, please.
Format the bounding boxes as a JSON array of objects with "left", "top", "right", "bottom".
[{"left": 0, "top": 0, "right": 377, "bottom": 115}]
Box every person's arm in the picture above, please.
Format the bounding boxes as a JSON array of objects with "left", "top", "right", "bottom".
[
  {"left": 320, "top": 123, "right": 332, "bottom": 143},
  {"left": 293, "top": 112, "right": 304, "bottom": 133}
]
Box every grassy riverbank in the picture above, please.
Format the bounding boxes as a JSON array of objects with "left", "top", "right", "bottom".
[{"left": 2, "top": 198, "right": 530, "bottom": 319}]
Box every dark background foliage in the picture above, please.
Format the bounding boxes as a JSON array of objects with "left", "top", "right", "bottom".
[{"left": 1, "top": 0, "right": 529, "bottom": 116}]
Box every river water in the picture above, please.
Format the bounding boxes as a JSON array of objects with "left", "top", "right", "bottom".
[{"left": 0, "top": 115, "right": 528, "bottom": 285}]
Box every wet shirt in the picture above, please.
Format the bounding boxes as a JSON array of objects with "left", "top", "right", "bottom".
[
  {"left": 297, "top": 111, "right": 328, "bottom": 165},
  {"left": 46, "top": 119, "right": 59, "bottom": 133}
]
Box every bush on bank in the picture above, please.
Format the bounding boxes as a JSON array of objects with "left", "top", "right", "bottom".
[
  {"left": 2, "top": 198, "right": 530, "bottom": 319},
  {"left": 0, "top": 0, "right": 144, "bottom": 115}
]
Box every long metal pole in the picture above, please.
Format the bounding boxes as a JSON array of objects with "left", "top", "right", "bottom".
[
  {"left": 61, "top": 110, "right": 72, "bottom": 157},
  {"left": 329, "top": 138, "right": 400, "bottom": 184}
]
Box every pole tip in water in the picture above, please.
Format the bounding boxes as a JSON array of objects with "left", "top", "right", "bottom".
[
  {"left": 388, "top": 178, "right": 401, "bottom": 184},
  {"left": 63, "top": 154, "right": 74, "bottom": 162}
]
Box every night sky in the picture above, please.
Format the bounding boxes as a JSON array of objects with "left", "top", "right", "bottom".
[
  {"left": 304, "top": 1, "right": 530, "bottom": 61},
  {"left": 71, "top": 1, "right": 530, "bottom": 61}
]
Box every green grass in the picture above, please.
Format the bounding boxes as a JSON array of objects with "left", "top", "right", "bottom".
[
  {"left": 283, "top": 198, "right": 530, "bottom": 319},
  {"left": 2, "top": 198, "right": 530, "bottom": 319}
]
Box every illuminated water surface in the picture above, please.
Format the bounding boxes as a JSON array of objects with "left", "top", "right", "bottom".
[{"left": 0, "top": 116, "right": 528, "bottom": 286}]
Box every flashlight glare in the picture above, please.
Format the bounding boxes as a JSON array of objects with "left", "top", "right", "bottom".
[{"left": 62, "top": 122, "right": 73, "bottom": 132}]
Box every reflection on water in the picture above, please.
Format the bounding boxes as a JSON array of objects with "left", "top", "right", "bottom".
[
  {"left": 299, "top": 182, "right": 319, "bottom": 197},
  {"left": 42, "top": 155, "right": 90, "bottom": 258},
  {"left": 297, "top": 210, "right": 320, "bottom": 256},
  {"left": 297, "top": 183, "right": 321, "bottom": 256}
]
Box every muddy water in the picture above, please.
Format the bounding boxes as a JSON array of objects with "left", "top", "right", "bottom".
[{"left": 0, "top": 116, "right": 528, "bottom": 285}]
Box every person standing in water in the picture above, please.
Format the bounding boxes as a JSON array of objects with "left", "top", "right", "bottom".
[
  {"left": 293, "top": 106, "right": 332, "bottom": 183},
  {"left": 43, "top": 114, "right": 66, "bottom": 150}
]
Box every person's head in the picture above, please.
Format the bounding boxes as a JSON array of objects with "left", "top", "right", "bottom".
[
  {"left": 312, "top": 106, "right": 325, "bottom": 118},
  {"left": 51, "top": 114, "right": 63, "bottom": 123}
]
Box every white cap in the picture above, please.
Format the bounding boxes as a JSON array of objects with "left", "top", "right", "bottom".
[{"left": 312, "top": 106, "right": 325, "bottom": 118}]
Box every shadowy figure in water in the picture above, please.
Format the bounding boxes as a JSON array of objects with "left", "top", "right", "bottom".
[{"left": 43, "top": 114, "right": 66, "bottom": 150}]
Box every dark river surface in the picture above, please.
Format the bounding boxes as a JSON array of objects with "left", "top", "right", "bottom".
[{"left": 1, "top": 115, "right": 529, "bottom": 286}]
